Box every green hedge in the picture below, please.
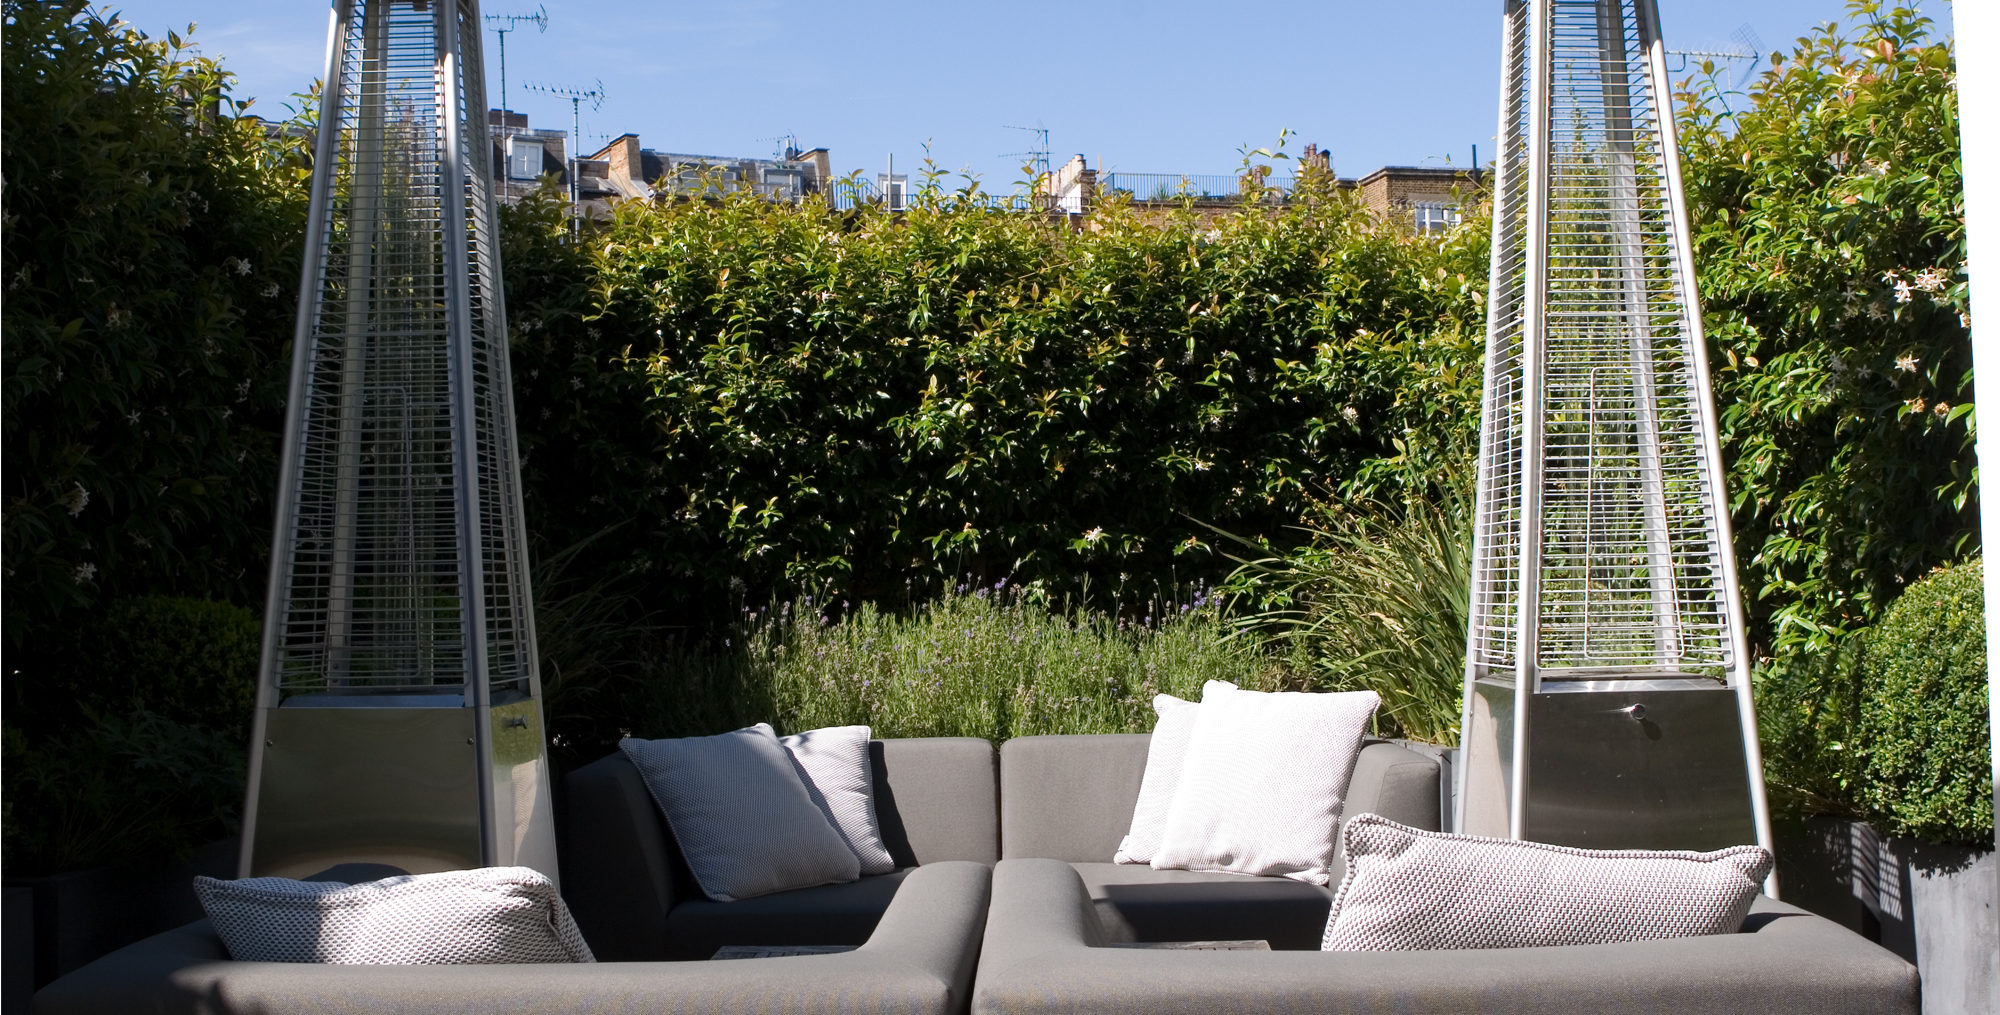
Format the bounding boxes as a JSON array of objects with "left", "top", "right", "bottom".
[{"left": 507, "top": 166, "right": 1489, "bottom": 630}]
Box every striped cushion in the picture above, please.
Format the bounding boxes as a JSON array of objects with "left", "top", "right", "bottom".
[
  {"left": 1153, "top": 681, "right": 1379, "bottom": 885},
  {"left": 621, "top": 724, "right": 860, "bottom": 901},
  {"left": 1113, "top": 691, "right": 1204, "bottom": 864},
  {"left": 779, "top": 725, "right": 896, "bottom": 876},
  {"left": 1321, "top": 814, "right": 1773, "bottom": 951},
  {"left": 194, "top": 867, "right": 594, "bottom": 964}
]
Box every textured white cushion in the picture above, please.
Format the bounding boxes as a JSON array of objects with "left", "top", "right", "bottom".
[
  {"left": 1152, "top": 681, "right": 1379, "bottom": 885},
  {"left": 1321, "top": 814, "right": 1774, "bottom": 951},
  {"left": 779, "top": 725, "right": 896, "bottom": 876},
  {"left": 620, "top": 724, "right": 860, "bottom": 901},
  {"left": 193, "top": 867, "right": 594, "bottom": 964},
  {"left": 1113, "top": 691, "right": 1205, "bottom": 864}
]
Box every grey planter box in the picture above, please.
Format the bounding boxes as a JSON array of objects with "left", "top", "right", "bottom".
[{"left": 1774, "top": 816, "right": 1997, "bottom": 1015}]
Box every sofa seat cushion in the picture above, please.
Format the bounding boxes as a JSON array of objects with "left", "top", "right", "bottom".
[
  {"left": 1069, "top": 862, "right": 1333, "bottom": 951},
  {"left": 661, "top": 869, "right": 913, "bottom": 960}
]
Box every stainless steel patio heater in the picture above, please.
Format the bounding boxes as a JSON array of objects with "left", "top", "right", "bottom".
[
  {"left": 239, "top": 0, "right": 557, "bottom": 880},
  {"left": 1455, "top": 0, "right": 1774, "bottom": 860}
]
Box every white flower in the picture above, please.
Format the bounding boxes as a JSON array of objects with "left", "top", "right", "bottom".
[
  {"left": 1960, "top": 312, "right": 1971, "bottom": 330},
  {"left": 1912, "top": 267, "right": 1948, "bottom": 293},
  {"left": 1895, "top": 353, "right": 1919, "bottom": 373},
  {"left": 1341, "top": 405, "right": 1360, "bottom": 424},
  {"left": 1892, "top": 279, "right": 1913, "bottom": 304},
  {"left": 1867, "top": 303, "right": 1887, "bottom": 320},
  {"left": 226, "top": 257, "right": 253, "bottom": 276},
  {"left": 72, "top": 562, "right": 96, "bottom": 584},
  {"left": 262, "top": 283, "right": 280, "bottom": 298},
  {"left": 61, "top": 483, "right": 90, "bottom": 517},
  {"left": 1083, "top": 527, "right": 1106, "bottom": 544}
]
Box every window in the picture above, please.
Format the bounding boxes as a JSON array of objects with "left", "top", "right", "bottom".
[
  {"left": 506, "top": 137, "right": 543, "bottom": 181},
  {"left": 1413, "top": 201, "right": 1460, "bottom": 234}
]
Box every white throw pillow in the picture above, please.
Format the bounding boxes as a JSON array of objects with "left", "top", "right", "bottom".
[
  {"left": 620, "top": 724, "right": 860, "bottom": 901},
  {"left": 194, "top": 867, "right": 595, "bottom": 964},
  {"left": 779, "top": 724, "right": 897, "bottom": 876},
  {"left": 1321, "top": 814, "right": 1773, "bottom": 951},
  {"left": 1152, "top": 680, "right": 1379, "bottom": 885},
  {"left": 1113, "top": 690, "right": 1207, "bottom": 865}
]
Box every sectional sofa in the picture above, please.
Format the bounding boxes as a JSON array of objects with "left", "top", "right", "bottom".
[{"left": 33, "top": 733, "right": 1918, "bottom": 1015}]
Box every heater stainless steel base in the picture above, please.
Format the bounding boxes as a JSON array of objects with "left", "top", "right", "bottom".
[
  {"left": 246, "top": 699, "right": 558, "bottom": 879},
  {"left": 1460, "top": 678, "right": 1758, "bottom": 851},
  {"left": 1521, "top": 681, "right": 1756, "bottom": 850}
]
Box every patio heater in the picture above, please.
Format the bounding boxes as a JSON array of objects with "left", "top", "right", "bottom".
[
  {"left": 239, "top": 0, "right": 558, "bottom": 881},
  {"left": 1455, "top": 0, "right": 1774, "bottom": 862}
]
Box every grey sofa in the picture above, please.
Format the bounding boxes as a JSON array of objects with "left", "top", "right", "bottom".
[{"left": 34, "top": 731, "right": 1918, "bottom": 1015}]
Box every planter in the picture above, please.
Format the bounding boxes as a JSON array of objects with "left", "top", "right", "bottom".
[
  {"left": 1773, "top": 816, "right": 1997, "bottom": 1015},
  {"left": 0, "top": 836, "right": 238, "bottom": 1000}
]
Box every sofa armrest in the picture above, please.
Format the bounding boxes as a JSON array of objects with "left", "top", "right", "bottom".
[
  {"left": 974, "top": 859, "right": 1917, "bottom": 1015},
  {"left": 34, "top": 863, "right": 993, "bottom": 1015},
  {"left": 1343, "top": 741, "right": 1442, "bottom": 832},
  {"left": 561, "top": 751, "right": 681, "bottom": 960}
]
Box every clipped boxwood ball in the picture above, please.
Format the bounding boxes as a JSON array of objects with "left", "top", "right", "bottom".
[{"left": 1853, "top": 559, "right": 1992, "bottom": 846}]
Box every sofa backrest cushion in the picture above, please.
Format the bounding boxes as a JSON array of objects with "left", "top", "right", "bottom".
[
  {"left": 1001, "top": 735, "right": 1152, "bottom": 861},
  {"left": 999, "top": 736, "right": 1443, "bottom": 864},
  {"left": 871, "top": 737, "right": 999, "bottom": 865}
]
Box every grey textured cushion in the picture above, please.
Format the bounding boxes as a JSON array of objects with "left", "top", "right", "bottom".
[
  {"left": 1153, "top": 682, "right": 1379, "bottom": 885},
  {"left": 192, "top": 867, "right": 593, "bottom": 964},
  {"left": 781, "top": 725, "right": 896, "bottom": 876},
  {"left": 1321, "top": 814, "right": 1774, "bottom": 951},
  {"left": 619, "top": 724, "right": 859, "bottom": 901},
  {"left": 1113, "top": 692, "right": 1202, "bottom": 865}
]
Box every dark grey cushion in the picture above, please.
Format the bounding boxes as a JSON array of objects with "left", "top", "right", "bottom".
[
  {"left": 1069, "top": 863, "right": 1333, "bottom": 950},
  {"left": 663, "top": 870, "right": 911, "bottom": 960},
  {"left": 973, "top": 858, "right": 1919, "bottom": 1015},
  {"left": 32, "top": 861, "right": 993, "bottom": 1015}
]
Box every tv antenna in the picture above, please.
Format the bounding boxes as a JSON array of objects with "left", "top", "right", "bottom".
[
  {"left": 1002, "top": 122, "right": 1051, "bottom": 179},
  {"left": 758, "top": 132, "right": 803, "bottom": 161},
  {"left": 1667, "top": 23, "right": 1762, "bottom": 90},
  {"left": 524, "top": 79, "right": 606, "bottom": 234},
  {"left": 484, "top": 5, "right": 547, "bottom": 120}
]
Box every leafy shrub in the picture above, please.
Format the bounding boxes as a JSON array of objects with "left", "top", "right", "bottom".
[
  {"left": 612, "top": 585, "right": 1282, "bottom": 745},
  {"left": 2, "top": 596, "right": 258, "bottom": 873},
  {"left": 1, "top": 1, "right": 308, "bottom": 678},
  {"left": 1, "top": 707, "right": 246, "bottom": 874},
  {"left": 60, "top": 596, "right": 260, "bottom": 732},
  {"left": 1851, "top": 559, "right": 1990, "bottom": 845},
  {"left": 1680, "top": 2, "right": 1971, "bottom": 657},
  {"left": 1754, "top": 635, "right": 1866, "bottom": 821}
]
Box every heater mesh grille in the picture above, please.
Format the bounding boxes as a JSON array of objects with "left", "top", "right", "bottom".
[
  {"left": 1468, "top": 0, "right": 1733, "bottom": 678},
  {"left": 267, "top": 0, "right": 536, "bottom": 700}
]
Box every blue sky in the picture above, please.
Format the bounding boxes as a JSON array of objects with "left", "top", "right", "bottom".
[{"left": 106, "top": 1, "right": 1954, "bottom": 185}]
